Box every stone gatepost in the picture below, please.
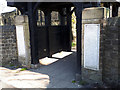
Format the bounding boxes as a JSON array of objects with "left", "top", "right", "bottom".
[
  {"left": 81, "top": 7, "right": 108, "bottom": 85},
  {"left": 15, "top": 15, "right": 31, "bottom": 68}
]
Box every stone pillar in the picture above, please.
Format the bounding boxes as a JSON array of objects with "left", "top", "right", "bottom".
[
  {"left": 15, "top": 15, "right": 31, "bottom": 68},
  {"left": 118, "top": 7, "right": 120, "bottom": 17},
  {"left": 81, "top": 7, "right": 108, "bottom": 85}
]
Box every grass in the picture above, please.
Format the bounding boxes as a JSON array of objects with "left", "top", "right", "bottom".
[
  {"left": 72, "top": 80, "right": 76, "bottom": 83},
  {"left": 20, "top": 68, "right": 27, "bottom": 71},
  {"left": 10, "top": 64, "right": 14, "bottom": 67}
]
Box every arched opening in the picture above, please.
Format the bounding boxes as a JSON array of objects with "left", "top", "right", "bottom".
[
  {"left": 51, "top": 11, "right": 61, "bottom": 26},
  {"left": 37, "top": 10, "right": 45, "bottom": 26}
]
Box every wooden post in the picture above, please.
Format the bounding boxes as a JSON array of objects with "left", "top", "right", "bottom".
[
  {"left": 67, "top": 7, "right": 72, "bottom": 51},
  {"left": 44, "top": 10, "right": 51, "bottom": 57},
  {"left": 74, "top": 2, "right": 83, "bottom": 81},
  {"left": 28, "top": 2, "right": 39, "bottom": 64}
]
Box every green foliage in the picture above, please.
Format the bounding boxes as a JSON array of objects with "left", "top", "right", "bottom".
[
  {"left": 10, "top": 64, "right": 14, "bottom": 67},
  {"left": 72, "top": 80, "right": 76, "bottom": 83},
  {"left": 20, "top": 68, "right": 27, "bottom": 71},
  {"left": 72, "top": 42, "right": 76, "bottom": 47}
]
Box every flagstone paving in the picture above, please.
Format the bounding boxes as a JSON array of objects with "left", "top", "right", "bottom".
[{"left": 0, "top": 51, "right": 83, "bottom": 89}]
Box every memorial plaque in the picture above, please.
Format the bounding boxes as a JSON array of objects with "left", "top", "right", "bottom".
[
  {"left": 84, "top": 24, "right": 100, "bottom": 70},
  {"left": 16, "top": 25, "right": 26, "bottom": 57}
]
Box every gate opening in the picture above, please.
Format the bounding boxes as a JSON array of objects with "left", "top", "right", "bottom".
[{"left": 35, "top": 7, "right": 77, "bottom": 65}]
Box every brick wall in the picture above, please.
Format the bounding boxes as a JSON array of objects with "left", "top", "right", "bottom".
[
  {"left": 0, "top": 26, "right": 2, "bottom": 66},
  {"left": 0, "top": 25, "right": 18, "bottom": 66},
  {"left": 101, "top": 17, "right": 120, "bottom": 86}
]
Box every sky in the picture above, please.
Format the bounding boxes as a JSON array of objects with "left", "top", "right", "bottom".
[
  {"left": 0, "top": 0, "right": 16, "bottom": 14},
  {"left": 0, "top": 0, "right": 7, "bottom": 8},
  {"left": 0, "top": 0, "right": 7, "bottom": 13}
]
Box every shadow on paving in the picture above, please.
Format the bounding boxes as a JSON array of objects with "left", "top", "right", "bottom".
[
  {"left": 1, "top": 51, "right": 83, "bottom": 88},
  {"left": 29, "top": 51, "right": 79, "bottom": 88}
]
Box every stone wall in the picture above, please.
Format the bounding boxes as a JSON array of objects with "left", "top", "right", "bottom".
[
  {"left": 101, "top": 17, "right": 120, "bottom": 86},
  {"left": 0, "top": 10, "right": 17, "bottom": 26},
  {"left": 0, "top": 25, "right": 18, "bottom": 66},
  {"left": 0, "top": 15, "right": 31, "bottom": 68}
]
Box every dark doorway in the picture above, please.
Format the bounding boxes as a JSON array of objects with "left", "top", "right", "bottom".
[{"left": 35, "top": 8, "right": 72, "bottom": 62}]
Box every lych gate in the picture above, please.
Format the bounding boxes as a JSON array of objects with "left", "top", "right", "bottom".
[
  {"left": 27, "top": 2, "right": 83, "bottom": 65},
  {"left": 7, "top": 1, "right": 120, "bottom": 85},
  {"left": 8, "top": 2, "right": 87, "bottom": 70}
]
